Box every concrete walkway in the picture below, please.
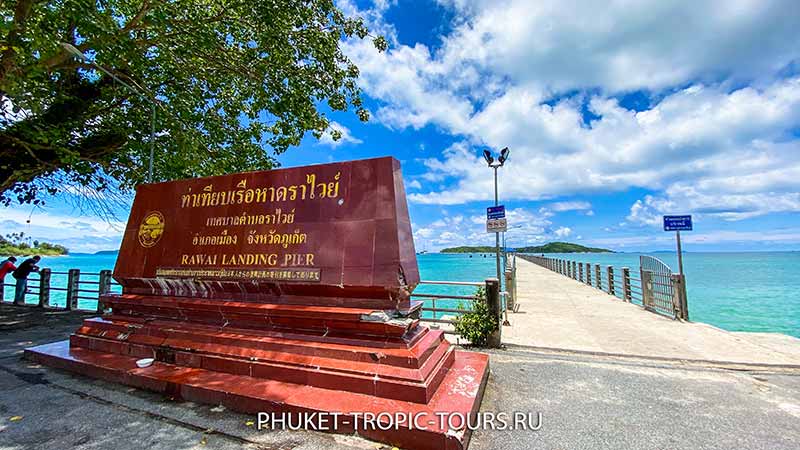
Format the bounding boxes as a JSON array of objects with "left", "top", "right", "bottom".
[
  {"left": 2, "top": 304, "right": 800, "bottom": 450},
  {"left": 503, "top": 258, "right": 800, "bottom": 367}
]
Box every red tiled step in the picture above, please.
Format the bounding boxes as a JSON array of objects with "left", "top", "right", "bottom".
[
  {"left": 102, "top": 294, "right": 419, "bottom": 337},
  {"left": 25, "top": 340, "right": 490, "bottom": 450}
]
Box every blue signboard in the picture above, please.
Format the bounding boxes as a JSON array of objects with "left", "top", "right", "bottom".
[
  {"left": 487, "top": 205, "right": 506, "bottom": 220},
  {"left": 663, "top": 215, "right": 693, "bottom": 231}
]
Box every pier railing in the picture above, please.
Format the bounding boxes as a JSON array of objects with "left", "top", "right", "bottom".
[
  {"left": 413, "top": 277, "right": 507, "bottom": 346},
  {"left": 1, "top": 268, "right": 121, "bottom": 312},
  {"left": 2, "top": 258, "right": 517, "bottom": 346},
  {"left": 414, "top": 253, "right": 516, "bottom": 347},
  {"left": 517, "top": 254, "right": 688, "bottom": 320}
]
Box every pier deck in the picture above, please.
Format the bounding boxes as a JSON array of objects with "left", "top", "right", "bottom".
[{"left": 505, "top": 258, "right": 800, "bottom": 367}]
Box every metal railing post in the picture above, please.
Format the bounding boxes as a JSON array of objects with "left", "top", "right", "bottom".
[
  {"left": 66, "top": 268, "right": 80, "bottom": 310},
  {"left": 578, "top": 262, "right": 583, "bottom": 282},
  {"left": 512, "top": 254, "right": 517, "bottom": 308},
  {"left": 671, "top": 273, "right": 689, "bottom": 321},
  {"left": 38, "top": 268, "right": 51, "bottom": 308},
  {"left": 622, "top": 267, "right": 631, "bottom": 302},
  {"left": 641, "top": 268, "right": 653, "bottom": 311},
  {"left": 98, "top": 269, "right": 113, "bottom": 313},
  {"left": 485, "top": 278, "right": 502, "bottom": 348},
  {"left": 607, "top": 266, "right": 615, "bottom": 296},
  {"left": 572, "top": 261, "right": 577, "bottom": 279},
  {"left": 504, "top": 268, "right": 514, "bottom": 311},
  {"left": 595, "top": 264, "right": 602, "bottom": 289}
]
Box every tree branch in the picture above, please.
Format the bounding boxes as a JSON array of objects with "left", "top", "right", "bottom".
[{"left": 0, "top": 0, "right": 36, "bottom": 86}]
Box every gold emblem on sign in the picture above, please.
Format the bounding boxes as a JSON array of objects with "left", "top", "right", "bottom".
[{"left": 138, "top": 211, "right": 165, "bottom": 248}]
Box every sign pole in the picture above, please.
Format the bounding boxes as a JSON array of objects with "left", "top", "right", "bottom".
[
  {"left": 676, "top": 230, "right": 684, "bottom": 276},
  {"left": 494, "top": 166, "right": 501, "bottom": 287},
  {"left": 664, "top": 214, "right": 691, "bottom": 320}
]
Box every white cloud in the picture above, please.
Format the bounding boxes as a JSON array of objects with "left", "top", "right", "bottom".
[
  {"left": 342, "top": 0, "right": 800, "bottom": 223},
  {"left": 412, "top": 206, "right": 576, "bottom": 250},
  {"left": 0, "top": 207, "right": 124, "bottom": 253},
  {"left": 554, "top": 226, "right": 572, "bottom": 238},
  {"left": 547, "top": 201, "right": 592, "bottom": 212},
  {"left": 317, "top": 121, "right": 363, "bottom": 147},
  {"left": 628, "top": 187, "right": 800, "bottom": 226},
  {"left": 589, "top": 228, "right": 800, "bottom": 247},
  {"left": 435, "top": 0, "right": 800, "bottom": 92},
  {"left": 408, "top": 77, "right": 800, "bottom": 209},
  {"left": 406, "top": 179, "right": 422, "bottom": 190}
]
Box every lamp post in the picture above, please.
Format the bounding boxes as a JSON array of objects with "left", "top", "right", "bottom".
[
  {"left": 482, "top": 147, "right": 510, "bottom": 287},
  {"left": 61, "top": 43, "right": 158, "bottom": 183}
]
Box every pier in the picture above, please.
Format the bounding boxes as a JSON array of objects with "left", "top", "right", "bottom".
[{"left": 505, "top": 256, "right": 800, "bottom": 367}]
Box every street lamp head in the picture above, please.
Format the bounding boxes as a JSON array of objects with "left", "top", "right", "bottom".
[
  {"left": 482, "top": 149, "right": 494, "bottom": 166},
  {"left": 498, "top": 147, "right": 510, "bottom": 165},
  {"left": 60, "top": 42, "right": 88, "bottom": 62}
]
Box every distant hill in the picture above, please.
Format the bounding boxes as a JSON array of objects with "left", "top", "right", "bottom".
[
  {"left": 0, "top": 233, "right": 69, "bottom": 256},
  {"left": 94, "top": 250, "right": 119, "bottom": 255},
  {"left": 441, "top": 242, "right": 612, "bottom": 254},
  {"left": 439, "top": 246, "right": 497, "bottom": 253}
]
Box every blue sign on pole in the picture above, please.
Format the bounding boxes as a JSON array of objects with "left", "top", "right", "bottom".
[
  {"left": 487, "top": 205, "right": 506, "bottom": 220},
  {"left": 663, "top": 215, "right": 692, "bottom": 231}
]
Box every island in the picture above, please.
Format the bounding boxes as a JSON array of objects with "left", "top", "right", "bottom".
[
  {"left": 441, "top": 241, "right": 612, "bottom": 254},
  {"left": 0, "top": 233, "right": 68, "bottom": 256}
]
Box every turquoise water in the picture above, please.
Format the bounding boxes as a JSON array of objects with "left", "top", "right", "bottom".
[
  {"left": 2, "top": 251, "right": 797, "bottom": 338},
  {"left": 1, "top": 253, "right": 122, "bottom": 309}
]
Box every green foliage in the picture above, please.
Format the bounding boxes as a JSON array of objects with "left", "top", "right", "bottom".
[
  {"left": 441, "top": 242, "right": 612, "bottom": 254},
  {"left": 440, "top": 246, "right": 497, "bottom": 253},
  {"left": 518, "top": 242, "right": 612, "bottom": 253},
  {"left": 0, "top": 0, "right": 385, "bottom": 206},
  {"left": 1, "top": 232, "right": 67, "bottom": 255},
  {"left": 453, "top": 286, "right": 498, "bottom": 347}
]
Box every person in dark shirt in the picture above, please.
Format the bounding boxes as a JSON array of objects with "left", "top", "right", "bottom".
[
  {"left": 0, "top": 257, "right": 17, "bottom": 281},
  {"left": 12, "top": 256, "right": 40, "bottom": 305}
]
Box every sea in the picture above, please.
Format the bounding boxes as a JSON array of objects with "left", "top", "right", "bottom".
[{"left": 2, "top": 251, "right": 798, "bottom": 338}]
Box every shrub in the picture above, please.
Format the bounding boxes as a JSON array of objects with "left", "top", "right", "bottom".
[{"left": 453, "top": 286, "right": 499, "bottom": 347}]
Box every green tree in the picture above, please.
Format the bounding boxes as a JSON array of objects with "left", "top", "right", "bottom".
[{"left": 0, "top": 0, "right": 386, "bottom": 206}]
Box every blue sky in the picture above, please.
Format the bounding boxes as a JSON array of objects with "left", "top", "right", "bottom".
[{"left": 4, "top": 0, "right": 800, "bottom": 253}]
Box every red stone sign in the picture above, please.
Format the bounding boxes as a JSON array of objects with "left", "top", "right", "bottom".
[
  {"left": 26, "top": 156, "right": 489, "bottom": 450},
  {"left": 115, "top": 156, "right": 419, "bottom": 311}
]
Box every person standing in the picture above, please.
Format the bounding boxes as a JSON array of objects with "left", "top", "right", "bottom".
[
  {"left": 0, "top": 256, "right": 17, "bottom": 280},
  {"left": 12, "top": 256, "right": 40, "bottom": 305}
]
